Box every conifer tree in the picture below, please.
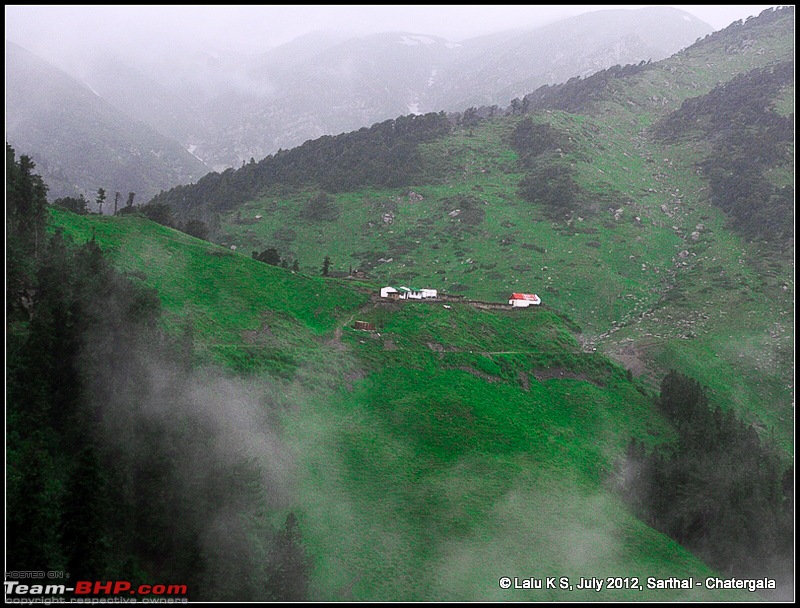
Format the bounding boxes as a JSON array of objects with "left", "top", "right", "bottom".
[{"left": 96, "top": 188, "right": 106, "bottom": 215}]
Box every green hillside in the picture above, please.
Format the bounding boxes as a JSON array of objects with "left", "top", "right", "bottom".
[
  {"left": 48, "top": 207, "right": 768, "bottom": 601},
  {"left": 9, "top": 7, "right": 792, "bottom": 602},
  {"left": 148, "top": 7, "right": 794, "bottom": 455}
]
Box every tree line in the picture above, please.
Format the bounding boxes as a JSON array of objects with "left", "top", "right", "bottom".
[
  {"left": 514, "top": 61, "right": 653, "bottom": 115},
  {"left": 53, "top": 188, "right": 214, "bottom": 242},
  {"left": 620, "top": 371, "right": 793, "bottom": 595},
  {"left": 148, "top": 111, "right": 452, "bottom": 220},
  {"left": 654, "top": 60, "right": 794, "bottom": 246},
  {"left": 53, "top": 189, "right": 136, "bottom": 216},
  {"left": 509, "top": 118, "right": 585, "bottom": 220},
  {"left": 6, "top": 143, "right": 311, "bottom": 601}
]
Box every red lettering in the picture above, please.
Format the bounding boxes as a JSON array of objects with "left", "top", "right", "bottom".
[{"left": 75, "top": 579, "right": 185, "bottom": 597}]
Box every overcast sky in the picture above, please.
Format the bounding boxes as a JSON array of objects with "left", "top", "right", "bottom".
[{"left": 6, "top": 4, "right": 779, "bottom": 66}]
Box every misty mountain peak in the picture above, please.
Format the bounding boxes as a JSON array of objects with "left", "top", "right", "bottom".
[{"left": 7, "top": 6, "right": 717, "bottom": 190}]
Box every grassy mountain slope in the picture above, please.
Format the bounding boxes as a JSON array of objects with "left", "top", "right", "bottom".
[
  {"left": 49, "top": 207, "right": 758, "bottom": 601},
  {"left": 151, "top": 7, "right": 793, "bottom": 453}
]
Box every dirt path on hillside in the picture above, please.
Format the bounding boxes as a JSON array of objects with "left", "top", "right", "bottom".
[{"left": 326, "top": 313, "right": 356, "bottom": 351}]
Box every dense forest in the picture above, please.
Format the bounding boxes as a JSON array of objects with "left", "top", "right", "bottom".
[
  {"left": 689, "top": 5, "right": 794, "bottom": 50},
  {"left": 6, "top": 144, "right": 310, "bottom": 601},
  {"left": 510, "top": 118, "right": 584, "bottom": 220},
  {"left": 518, "top": 60, "right": 653, "bottom": 115},
  {"left": 653, "top": 60, "right": 795, "bottom": 245},
  {"left": 149, "top": 111, "right": 451, "bottom": 219},
  {"left": 621, "top": 371, "right": 793, "bottom": 596}
]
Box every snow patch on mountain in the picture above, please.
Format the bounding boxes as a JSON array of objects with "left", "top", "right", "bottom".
[
  {"left": 186, "top": 144, "right": 206, "bottom": 163},
  {"left": 427, "top": 68, "right": 437, "bottom": 87},
  {"left": 83, "top": 81, "right": 101, "bottom": 97},
  {"left": 398, "top": 35, "right": 435, "bottom": 46}
]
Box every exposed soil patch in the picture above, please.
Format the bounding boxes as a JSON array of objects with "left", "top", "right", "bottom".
[
  {"left": 533, "top": 367, "right": 597, "bottom": 385},
  {"left": 606, "top": 340, "right": 648, "bottom": 377},
  {"left": 241, "top": 323, "right": 273, "bottom": 344},
  {"left": 344, "top": 369, "right": 367, "bottom": 391},
  {"left": 447, "top": 366, "right": 499, "bottom": 383},
  {"left": 326, "top": 326, "right": 347, "bottom": 351}
]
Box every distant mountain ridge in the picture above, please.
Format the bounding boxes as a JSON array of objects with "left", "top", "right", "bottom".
[
  {"left": 60, "top": 6, "right": 713, "bottom": 172},
  {"left": 424, "top": 6, "right": 713, "bottom": 110},
  {"left": 5, "top": 41, "right": 211, "bottom": 203},
  {"left": 178, "top": 8, "right": 712, "bottom": 167},
  {"left": 149, "top": 7, "right": 790, "bottom": 229}
]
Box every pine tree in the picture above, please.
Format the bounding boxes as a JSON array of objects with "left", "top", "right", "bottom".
[
  {"left": 6, "top": 435, "right": 63, "bottom": 570},
  {"left": 6, "top": 144, "right": 49, "bottom": 257},
  {"left": 61, "top": 446, "right": 111, "bottom": 579},
  {"left": 184, "top": 219, "right": 209, "bottom": 240},
  {"left": 253, "top": 248, "right": 281, "bottom": 266},
  {"left": 54, "top": 196, "right": 89, "bottom": 215},
  {"left": 265, "top": 513, "right": 311, "bottom": 601},
  {"left": 96, "top": 188, "right": 107, "bottom": 215}
]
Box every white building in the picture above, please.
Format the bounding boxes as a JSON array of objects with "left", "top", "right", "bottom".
[
  {"left": 380, "top": 286, "right": 438, "bottom": 300},
  {"left": 509, "top": 293, "right": 541, "bottom": 307}
]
